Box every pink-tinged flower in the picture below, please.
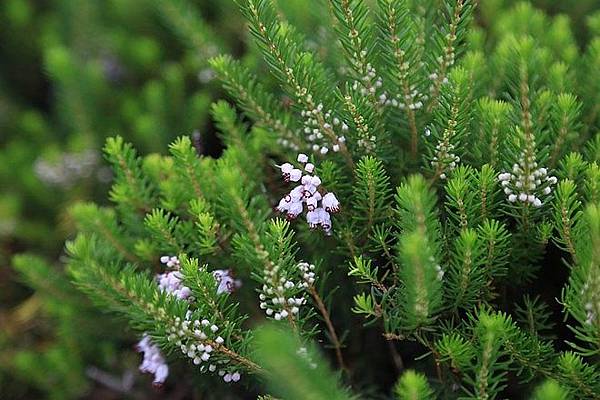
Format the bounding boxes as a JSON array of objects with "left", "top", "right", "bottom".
[
  {"left": 318, "top": 208, "right": 332, "bottom": 233},
  {"left": 157, "top": 257, "right": 193, "bottom": 301},
  {"left": 280, "top": 163, "right": 294, "bottom": 181},
  {"left": 289, "top": 169, "right": 303, "bottom": 182},
  {"left": 286, "top": 201, "right": 303, "bottom": 219},
  {"left": 306, "top": 208, "right": 322, "bottom": 229},
  {"left": 306, "top": 195, "right": 318, "bottom": 211},
  {"left": 212, "top": 269, "right": 241, "bottom": 294},
  {"left": 290, "top": 185, "right": 304, "bottom": 200},
  {"left": 309, "top": 176, "right": 321, "bottom": 187},
  {"left": 276, "top": 197, "right": 290, "bottom": 213},
  {"left": 137, "top": 334, "right": 169, "bottom": 386},
  {"left": 275, "top": 154, "right": 340, "bottom": 233},
  {"left": 322, "top": 192, "right": 340, "bottom": 213}
]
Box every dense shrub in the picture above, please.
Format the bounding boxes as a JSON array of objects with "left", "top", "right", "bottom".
[{"left": 2, "top": 0, "right": 600, "bottom": 399}]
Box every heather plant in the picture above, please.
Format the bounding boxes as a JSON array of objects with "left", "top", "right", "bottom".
[
  {"left": 1, "top": 0, "right": 244, "bottom": 398},
  {"left": 4, "top": 0, "right": 600, "bottom": 399}
]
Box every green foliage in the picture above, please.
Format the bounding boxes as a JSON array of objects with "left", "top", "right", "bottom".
[
  {"left": 254, "top": 325, "right": 352, "bottom": 400},
  {"left": 531, "top": 380, "right": 568, "bottom": 400},
  {"left": 394, "top": 370, "right": 434, "bottom": 400},
  {"left": 3, "top": 0, "right": 600, "bottom": 399}
]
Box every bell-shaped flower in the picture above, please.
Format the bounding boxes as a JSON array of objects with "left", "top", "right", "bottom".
[{"left": 322, "top": 192, "right": 340, "bottom": 213}]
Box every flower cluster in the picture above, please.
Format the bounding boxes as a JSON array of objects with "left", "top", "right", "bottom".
[
  {"left": 298, "top": 261, "right": 316, "bottom": 286},
  {"left": 351, "top": 53, "right": 386, "bottom": 106},
  {"left": 429, "top": 48, "right": 455, "bottom": 94},
  {"left": 385, "top": 87, "right": 426, "bottom": 111},
  {"left": 167, "top": 312, "right": 241, "bottom": 383},
  {"left": 144, "top": 257, "right": 245, "bottom": 384},
  {"left": 300, "top": 96, "right": 347, "bottom": 155},
  {"left": 435, "top": 264, "right": 445, "bottom": 281},
  {"left": 581, "top": 277, "right": 599, "bottom": 326},
  {"left": 157, "top": 256, "right": 192, "bottom": 301},
  {"left": 136, "top": 334, "right": 169, "bottom": 386},
  {"left": 296, "top": 346, "right": 318, "bottom": 369},
  {"left": 498, "top": 153, "right": 557, "bottom": 207},
  {"left": 258, "top": 261, "right": 317, "bottom": 323},
  {"left": 431, "top": 137, "right": 460, "bottom": 180},
  {"left": 429, "top": 71, "right": 450, "bottom": 91},
  {"left": 274, "top": 130, "right": 300, "bottom": 151},
  {"left": 276, "top": 154, "right": 340, "bottom": 234},
  {"left": 34, "top": 150, "right": 104, "bottom": 187},
  {"left": 212, "top": 269, "right": 241, "bottom": 295},
  {"left": 259, "top": 262, "right": 307, "bottom": 322}
]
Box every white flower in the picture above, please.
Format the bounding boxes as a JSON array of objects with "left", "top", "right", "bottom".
[
  {"left": 518, "top": 193, "right": 528, "bottom": 201},
  {"left": 306, "top": 207, "right": 332, "bottom": 234},
  {"left": 287, "top": 201, "right": 304, "bottom": 219},
  {"left": 306, "top": 208, "right": 322, "bottom": 228},
  {"left": 306, "top": 195, "right": 318, "bottom": 211},
  {"left": 322, "top": 193, "right": 340, "bottom": 213},
  {"left": 289, "top": 169, "right": 302, "bottom": 182},
  {"left": 498, "top": 172, "right": 511, "bottom": 181},
  {"left": 281, "top": 163, "right": 293, "bottom": 172},
  {"left": 279, "top": 163, "right": 294, "bottom": 181},
  {"left": 498, "top": 153, "right": 557, "bottom": 207},
  {"left": 297, "top": 153, "right": 309, "bottom": 163}
]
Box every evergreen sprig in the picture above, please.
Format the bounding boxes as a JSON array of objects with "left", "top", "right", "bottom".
[{"left": 42, "top": 1, "right": 600, "bottom": 398}]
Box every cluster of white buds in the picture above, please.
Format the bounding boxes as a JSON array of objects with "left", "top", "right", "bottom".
[
  {"left": 258, "top": 261, "right": 317, "bottom": 322},
  {"left": 344, "top": 97, "right": 377, "bottom": 153},
  {"left": 585, "top": 302, "right": 597, "bottom": 326},
  {"left": 300, "top": 95, "right": 347, "bottom": 155},
  {"left": 157, "top": 256, "right": 192, "bottom": 301},
  {"left": 276, "top": 154, "right": 340, "bottom": 235},
  {"left": 136, "top": 334, "right": 169, "bottom": 386},
  {"left": 498, "top": 153, "right": 557, "bottom": 207},
  {"left": 34, "top": 150, "right": 103, "bottom": 188},
  {"left": 435, "top": 264, "right": 444, "bottom": 281},
  {"left": 298, "top": 262, "right": 316, "bottom": 286},
  {"left": 383, "top": 85, "right": 426, "bottom": 111},
  {"left": 431, "top": 140, "right": 460, "bottom": 180},
  {"left": 276, "top": 135, "right": 301, "bottom": 152},
  {"left": 296, "top": 346, "right": 318, "bottom": 369},
  {"left": 580, "top": 279, "right": 599, "bottom": 326},
  {"left": 212, "top": 269, "right": 241, "bottom": 295},
  {"left": 429, "top": 48, "right": 454, "bottom": 93},
  {"left": 167, "top": 312, "right": 242, "bottom": 383},
  {"left": 351, "top": 54, "right": 386, "bottom": 104},
  {"left": 429, "top": 71, "right": 450, "bottom": 90},
  {"left": 259, "top": 263, "right": 307, "bottom": 321},
  {"left": 160, "top": 255, "right": 180, "bottom": 268}
]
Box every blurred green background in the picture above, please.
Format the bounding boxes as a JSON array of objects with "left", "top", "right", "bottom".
[{"left": 1, "top": 0, "right": 600, "bottom": 399}]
